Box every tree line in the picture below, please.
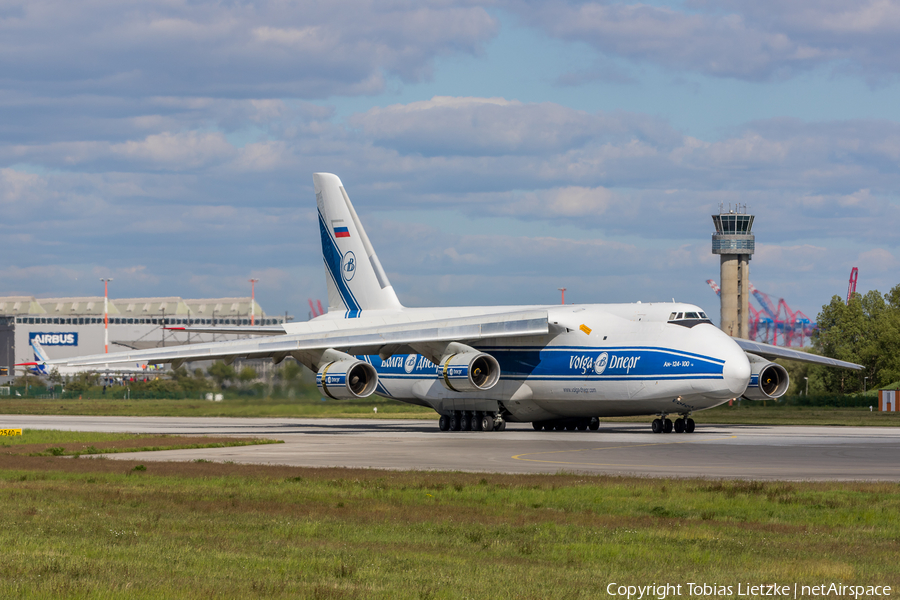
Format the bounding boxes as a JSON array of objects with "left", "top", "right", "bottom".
[{"left": 792, "top": 284, "right": 900, "bottom": 395}]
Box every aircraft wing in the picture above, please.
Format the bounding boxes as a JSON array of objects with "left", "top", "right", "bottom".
[
  {"left": 47, "top": 310, "right": 549, "bottom": 368},
  {"left": 734, "top": 338, "right": 863, "bottom": 370},
  {"left": 164, "top": 325, "right": 285, "bottom": 336}
]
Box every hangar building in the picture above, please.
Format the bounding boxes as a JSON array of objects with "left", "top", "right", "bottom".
[{"left": 1, "top": 295, "right": 291, "bottom": 380}]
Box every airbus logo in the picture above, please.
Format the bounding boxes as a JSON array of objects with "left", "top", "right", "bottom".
[
  {"left": 30, "top": 332, "right": 78, "bottom": 346},
  {"left": 341, "top": 251, "right": 356, "bottom": 282}
]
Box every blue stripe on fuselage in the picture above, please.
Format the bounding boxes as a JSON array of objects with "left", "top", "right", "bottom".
[{"left": 366, "top": 346, "right": 725, "bottom": 382}]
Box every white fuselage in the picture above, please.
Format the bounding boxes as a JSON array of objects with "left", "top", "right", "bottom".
[{"left": 299, "top": 302, "right": 751, "bottom": 421}]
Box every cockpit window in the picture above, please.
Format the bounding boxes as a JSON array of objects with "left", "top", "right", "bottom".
[{"left": 667, "top": 310, "right": 714, "bottom": 328}]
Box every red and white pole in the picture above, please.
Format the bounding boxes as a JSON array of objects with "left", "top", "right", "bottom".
[
  {"left": 558, "top": 287, "right": 566, "bottom": 305},
  {"left": 249, "top": 278, "right": 259, "bottom": 325},
  {"left": 100, "top": 278, "right": 112, "bottom": 353}
]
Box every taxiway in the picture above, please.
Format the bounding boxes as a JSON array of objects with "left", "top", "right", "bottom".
[{"left": 3, "top": 415, "right": 899, "bottom": 480}]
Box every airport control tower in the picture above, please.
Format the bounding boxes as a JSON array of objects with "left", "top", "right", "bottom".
[{"left": 712, "top": 205, "right": 755, "bottom": 338}]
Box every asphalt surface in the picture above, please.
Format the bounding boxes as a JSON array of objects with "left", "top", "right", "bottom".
[{"left": 4, "top": 415, "right": 900, "bottom": 480}]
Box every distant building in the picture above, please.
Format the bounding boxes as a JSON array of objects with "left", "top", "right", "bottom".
[{"left": 0, "top": 295, "right": 292, "bottom": 379}]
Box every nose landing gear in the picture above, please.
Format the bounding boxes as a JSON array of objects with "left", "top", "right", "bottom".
[{"left": 652, "top": 414, "right": 695, "bottom": 434}]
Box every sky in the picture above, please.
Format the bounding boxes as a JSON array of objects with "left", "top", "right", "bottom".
[{"left": 2, "top": 0, "right": 899, "bottom": 325}]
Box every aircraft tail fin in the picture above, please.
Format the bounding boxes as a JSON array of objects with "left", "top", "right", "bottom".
[
  {"left": 314, "top": 173, "right": 402, "bottom": 316},
  {"left": 31, "top": 338, "right": 50, "bottom": 364}
]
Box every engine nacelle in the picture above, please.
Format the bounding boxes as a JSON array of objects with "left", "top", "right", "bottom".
[
  {"left": 742, "top": 354, "right": 790, "bottom": 400},
  {"left": 439, "top": 352, "right": 500, "bottom": 393},
  {"left": 317, "top": 359, "right": 378, "bottom": 399}
]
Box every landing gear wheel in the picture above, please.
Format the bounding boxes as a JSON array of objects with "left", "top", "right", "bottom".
[
  {"left": 565, "top": 422, "right": 577, "bottom": 431},
  {"left": 651, "top": 418, "right": 663, "bottom": 433},
  {"left": 495, "top": 420, "right": 506, "bottom": 431},
  {"left": 482, "top": 415, "right": 494, "bottom": 432},
  {"left": 472, "top": 411, "right": 484, "bottom": 431},
  {"left": 450, "top": 412, "right": 461, "bottom": 431},
  {"left": 555, "top": 422, "right": 566, "bottom": 432},
  {"left": 589, "top": 417, "right": 600, "bottom": 431},
  {"left": 673, "top": 418, "right": 685, "bottom": 434},
  {"left": 577, "top": 420, "right": 588, "bottom": 431},
  {"left": 439, "top": 415, "right": 450, "bottom": 431},
  {"left": 543, "top": 422, "right": 555, "bottom": 431},
  {"left": 461, "top": 412, "right": 472, "bottom": 431},
  {"left": 663, "top": 418, "right": 673, "bottom": 433},
  {"left": 532, "top": 421, "right": 543, "bottom": 431},
  {"left": 685, "top": 418, "right": 695, "bottom": 433}
]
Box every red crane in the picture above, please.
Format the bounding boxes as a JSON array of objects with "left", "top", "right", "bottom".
[
  {"left": 847, "top": 267, "right": 858, "bottom": 304},
  {"left": 706, "top": 280, "right": 816, "bottom": 347}
]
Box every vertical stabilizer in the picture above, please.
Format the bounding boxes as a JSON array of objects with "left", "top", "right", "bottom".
[
  {"left": 32, "top": 339, "right": 50, "bottom": 364},
  {"left": 314, "top": 173, "right": 403, "bottom": 316}
]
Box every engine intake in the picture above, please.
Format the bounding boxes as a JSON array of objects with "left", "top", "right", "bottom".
[
  {"left": 742, "top": 354, "right": 790, "bottom": 400},
  {"left": 317, "top": 359, "right": 378, "bottom": 399},
  {"left": 439, "top": 352, "right": 500, "bottom": 393}
]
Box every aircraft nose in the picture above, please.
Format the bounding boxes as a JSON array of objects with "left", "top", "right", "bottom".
[{"left": 722, "top": 349, "right": 751, "bottom": 396}]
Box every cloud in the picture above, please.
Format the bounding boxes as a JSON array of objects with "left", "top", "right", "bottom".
[
  {"left": 505, "top": 0, "right": 900, "bottom": 82},
  {"left": 0, "top": 0, "right": 499, "bottom": 99}
]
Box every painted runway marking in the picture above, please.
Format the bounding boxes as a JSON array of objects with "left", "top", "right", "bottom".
[{"left": 510, "top": 436, "right": 738, "bottom": 467}]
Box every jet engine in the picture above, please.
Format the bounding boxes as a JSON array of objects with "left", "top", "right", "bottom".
[
  {"left": 439, "top": 351, "right": 501, "bottom": 393},
  {"left": 742, "top": 353, "right": 790, "bottom": 400},
  {"left": 317, "top": 359, "right": 378, "bottom": 400}
]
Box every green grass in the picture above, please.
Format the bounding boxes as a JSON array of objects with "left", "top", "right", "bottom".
[
  {"left": 0, "top": 429, "right": 147, "bottom": 447},
  {"left": 1, "top": 459, "right": 898, "bottom": 599},
  {"left": 0, "top": 429, "right": 283, "bottom": 457}
]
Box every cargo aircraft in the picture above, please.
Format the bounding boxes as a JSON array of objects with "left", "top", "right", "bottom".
[
  {"left": 46, "top": 173, "right": 861, "bottom": 433},
  {"left": 17, "top": 339, "right": 165, "bottom": 377}
]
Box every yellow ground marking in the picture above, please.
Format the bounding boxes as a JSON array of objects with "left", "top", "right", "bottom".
[{"left": 511, "top": 435, "right": 737, "bottom": 467}]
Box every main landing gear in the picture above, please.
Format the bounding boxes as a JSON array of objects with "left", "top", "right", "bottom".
[
  {"left": 651, "top": 414, "right": 695, "bottom": 434},
  {"left": 438, "top": 410, "right": 506, "bottom": 432}
]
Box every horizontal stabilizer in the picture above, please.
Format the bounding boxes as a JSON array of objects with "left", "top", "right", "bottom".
[{"left": 164, "top": 326, "right": 285, "bottom": 336}]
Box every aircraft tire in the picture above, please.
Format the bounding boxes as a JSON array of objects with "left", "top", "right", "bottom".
[
  {"left": 663, "top": 418, "right": 673, "bottom": 433},
  {"left": 673, "top": 418, "right": 685, "bottom": 434},
  {"left": 482, "top": 415, "right": 494, "bottom": 432},
  {"left": 496, "top": 420, "right": 506, "bottom": 431},
  {"left": 565, "top": 422, "right": 577, "bottom": 431},
  {"left": 543, "top": 422, "right": 555, "bottom": 431},
  {"left": 554, "top": 422, "right": 566, "bottom": 432},
  {"left": 461, "top": 412, "right": 472, "bottom": 431},
  {"left": 577, "top": 420, "right": 588, "bottom": 431},
  {"left": 439, "top": 415, "right": 450, "bottom": 431},
  {"left": 532, "top": 421, "right": 543, "bottom": 431},
  {"left": 450, "top": 412, "right": 461, "bottom": 431},
  {"left": 651, "top": 419, "right": 663, "bottom": 433},
  {"left": 685, "top": 418, "right": 695, "bottom": 433},
  {"left": 589, "top": 417, "right": 600, "bottom": 431},
  {"left": 472, "top": 411, "right": 484, "bottom": 431}
]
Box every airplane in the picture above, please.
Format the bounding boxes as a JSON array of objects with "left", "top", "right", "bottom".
[
  {"left": 16, "top": 339, "right": 165, "bottom": 378},
  {"left": 45, "top": 173, "right": 862, "bottom": 433}
]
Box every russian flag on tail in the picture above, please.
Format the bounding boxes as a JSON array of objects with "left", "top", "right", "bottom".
[{"left": 334, "top": 226, "right": 350, "bottom": 238}]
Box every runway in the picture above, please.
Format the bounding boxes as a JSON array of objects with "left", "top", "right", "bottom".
[{"left": 4, "top": 415, "right": 900, "bottom": 480}]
